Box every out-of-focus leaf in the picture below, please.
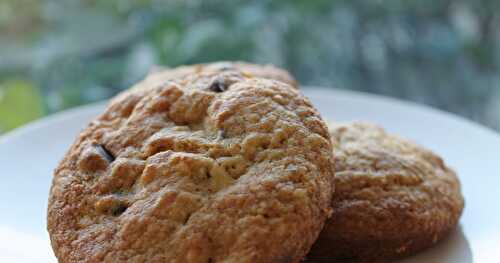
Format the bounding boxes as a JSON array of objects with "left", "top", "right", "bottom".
[{"left": 0, "top": 79, "right": 44, "bottom": 132}]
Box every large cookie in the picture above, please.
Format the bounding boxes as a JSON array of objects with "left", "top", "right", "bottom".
[
  {"left": 308, "top": 122, "right": 464, "bottom": 263},
  {"left": 135, "top": 61, "right": 297, "bottom": 92},
  {"left": 47, "top": 67, "right": 334, "bottom": 263}
]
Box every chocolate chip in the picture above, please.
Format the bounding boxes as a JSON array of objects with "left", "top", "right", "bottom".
[
  {"left": 184, "top": 212, "right": 193, "bottom": 224},
  {"left": 111, "top": 203, "right": 128, "bottom": 216},
  {"left": 96, "top": 144, "right": 115, "bottom": 163},
  {"left": 208, "top": 78, "right": 228, "bottom": 93}
]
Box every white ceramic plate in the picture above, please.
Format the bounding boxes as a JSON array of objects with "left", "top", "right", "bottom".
[{"left": 1, "top": 88, "right": 499, "bottom": 263}]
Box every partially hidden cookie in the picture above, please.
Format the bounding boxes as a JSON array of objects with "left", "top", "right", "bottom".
[
  {"left": 137, "top": 61, "right": 297, "bottom": 92},
  {"left": 47, "top": 66, "right": 334, "bottom": 263},
  {"left": 308, "top": 122, "right": 464, "bottom": 263}
]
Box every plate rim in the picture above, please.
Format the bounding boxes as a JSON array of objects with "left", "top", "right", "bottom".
[{"left": 1, "top": 87, "right": 499, "bottom": 145}]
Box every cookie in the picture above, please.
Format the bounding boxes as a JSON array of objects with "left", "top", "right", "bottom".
[
  {"left": 47, "top": 67, "right": 334, "bottom": 263},
  {"left": 308, "top": 122, "right": 464, "bottom": 263},
  {"left": 137, "top": 61, "right": 297, "bottom": 91}
]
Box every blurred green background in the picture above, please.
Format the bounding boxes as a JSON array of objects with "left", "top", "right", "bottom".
[{"left": 1, "top": 0, "right": 500, "bottom": 133}]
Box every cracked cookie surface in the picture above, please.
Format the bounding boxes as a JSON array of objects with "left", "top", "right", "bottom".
[
  {"left": 47, "top": 65, "right": 333, "bottom": 263},
  {"left": 135, "top": 61, "right": 297, "bottom": 93},
  {"left": 308, "top": 122, "right": 464, "bottom": 263}
]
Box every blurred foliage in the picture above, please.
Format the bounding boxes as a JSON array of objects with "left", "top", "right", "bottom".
[
  {"left": 0, "top": 79, "right": 44, "bottom": 132},
  {"left": 0, "top": 0, "right": 500, "bottom": 132}
]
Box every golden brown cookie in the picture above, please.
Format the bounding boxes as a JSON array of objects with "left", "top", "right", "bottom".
[
  {"left": 47, "top": 66, "right": 334, "bottom": 263},
  {"left": 138, "top": 61, "right": 297, "bottom": 91},
  {"left": 308, "top": 122, "right": 464, "bottom": 263}
]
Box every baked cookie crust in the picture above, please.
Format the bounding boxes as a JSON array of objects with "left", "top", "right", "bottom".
[
  {"left": 308, "top": 122, "right": 464, "bottom": 263},
  {"left": 136, "top": 61, "right": 297, "bottom": 92},
  {"left": 48, "top": 66, "right": 333, "bottom": 263}
]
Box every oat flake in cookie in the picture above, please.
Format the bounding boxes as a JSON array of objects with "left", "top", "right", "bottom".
[
  {"left": 308, "top": 122, "right": 464, "bottom": 263},
  {"left": 47, "top": 65, "right": 334, "bottom": 263}
]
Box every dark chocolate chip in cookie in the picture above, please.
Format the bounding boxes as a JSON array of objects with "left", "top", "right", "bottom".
[
  {"left": 96, "top": 144, "right": 115, "bottom": 163},
  {"left": 111, "top": 202, "right": 128, "bottom": 216},
  {"left": 208, "top": 77, "right": 230, "bottom": 92}
]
